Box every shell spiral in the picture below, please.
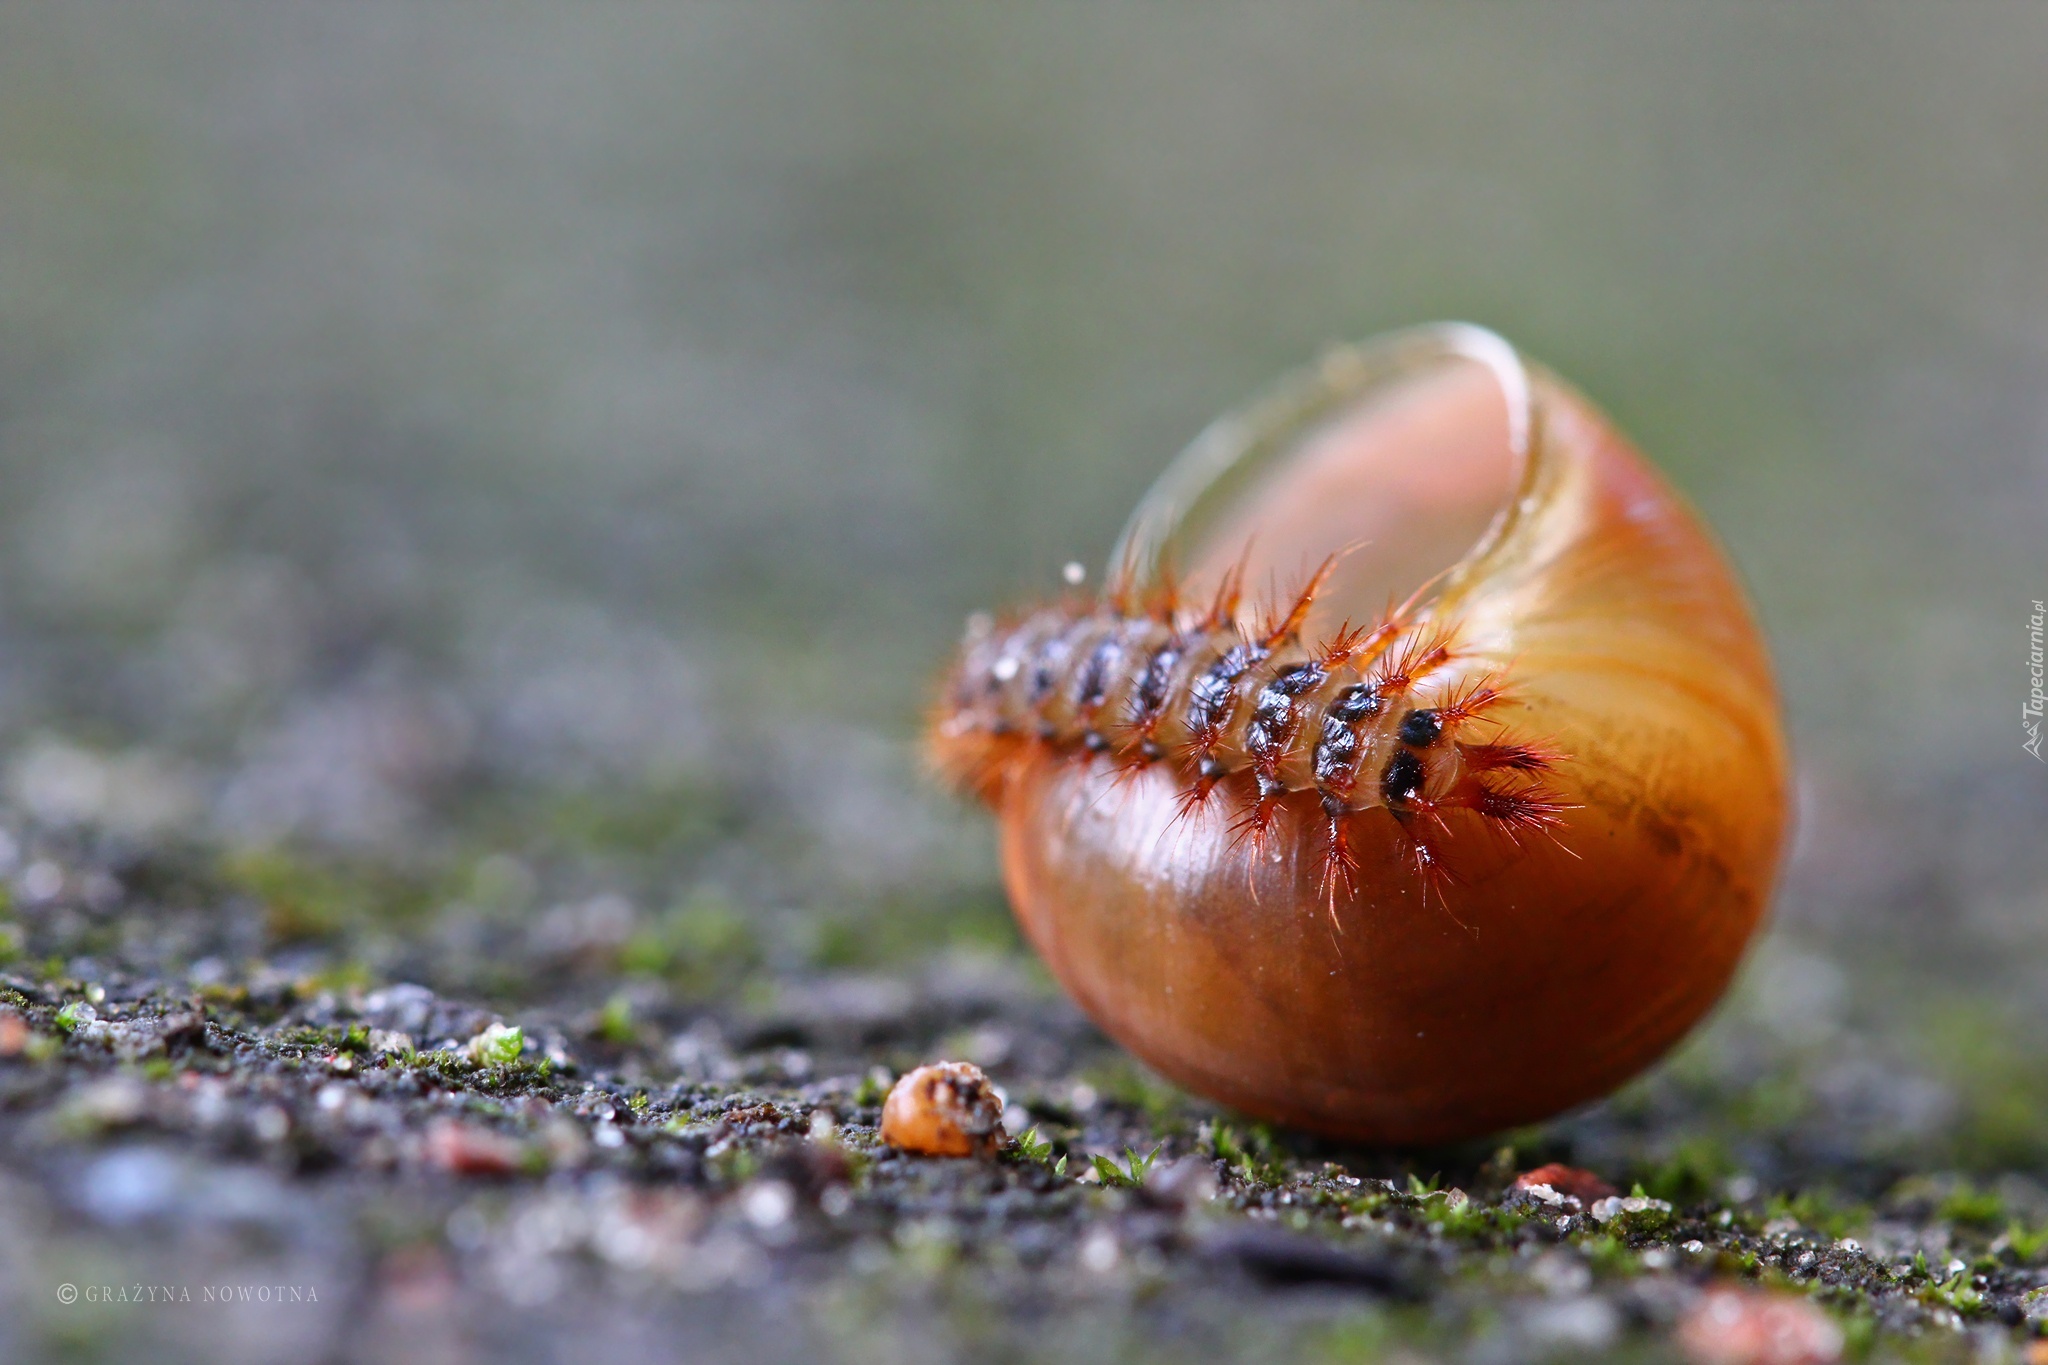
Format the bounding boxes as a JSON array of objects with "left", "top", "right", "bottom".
[{"left": 930, "top": 325, "right": 1789, "bottom": 1145}]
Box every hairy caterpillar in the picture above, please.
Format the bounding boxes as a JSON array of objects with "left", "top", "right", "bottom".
[{"left": 930, "top": 325, "right": 1788, "bottom": 1144}]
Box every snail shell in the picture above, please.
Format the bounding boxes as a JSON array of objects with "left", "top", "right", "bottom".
[{"left": 931, "top": 324, "right": 1788, "bottom": 1144}]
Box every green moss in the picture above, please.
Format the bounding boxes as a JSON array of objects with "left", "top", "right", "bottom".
[
  {"left": 596, "top": 994, "right": 635, "bottom": 1045},
  {"left": 1008, "top": 1126, "right": 1055, "bottom": 1164},
  {"left": 1080, "top": 1057, "right": 1192, "bottom": 1127},
  {"left": 1089, "top": 1145, "right": 1161, "bottom": 1189},
  {"left": 471, "top": 1023, "right": 524, "bottom": 1067},
  {"left": 526, "top": 780, "right": 738, "bottom": 863},
  {"left": 1763, "top": 1189, "right": 1868, "bottom": 1242},
  {"left": 302, "top": 961, "right": 375, "bottom": 994},
  {"left": 221, "top": 847, "right": 432, "bottom": 942},
  {"left": 853, "top": 1070, "right": 892, "bottom": 1108},
  {"left": 807, "top": 890, "right": 1018, "bottom": 974},
  {"left": 1642, "top": 1134, "right": 1735, "bottom": 1205},
  {"left": 1305, "top": 1307, "right": 1403, "bottom": 1363},
  {"left": 645, "top": 893, "right": 761, "bottom": 994},
  {"left": 1937, "top": 1181, "right": 2005, "bottom": 1228},
  {"left": 1577, "top": 1233, "right": 1639, "bottom": 1277},
  {"left": 1836, "top": 1309, "right": 1880, "bottom": 1360},
  {"left": 1203, "top": 1121, "right": 1289, "bottom": 1187},
  {"left": 2003, "top": 1222, "right": 2048, "bottom": 1263},
  {"left": 708, "top": 1144, "right": 760, "bottom": 1187},
  {"left": 1920, "top": 1266, "right": 1986, "bottom": 1317},
  {"left": 1921, "top": 1000, "right": 2048, "bottom": 1170},
  {"left": 616, "top": 930, "right": 672, "bottom": 976}
]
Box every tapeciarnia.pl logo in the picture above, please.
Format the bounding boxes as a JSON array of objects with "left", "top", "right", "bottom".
[{"left": 2027, "top": 599, "right": 2046, "bottom": 761}]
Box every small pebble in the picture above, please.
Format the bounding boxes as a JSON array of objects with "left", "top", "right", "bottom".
[
  {"left": 1143, "top": 1155, "right": 1219, "bottom": 1208},
  {"left": 1591, "top": 1193, "right": 1673, "bottom": 1223},
  {"left": 1677, "top": 1286, "right": 1843, "bottom": 1365},
  {"left": 1523, "top": 1295, "right": 1619, "bottom": 1351},
  {"left": 251, "top": 1105, "right": 291, "bottom": 1143},
  {"left": 21, "top": 860, "right": 63, "bottom": 902},
  {"left": 424, "top": 1118, "right": 525, "bottom": 1177},
  {"left": 879, "top": 1061, "right": 1005, "bottom": 1158},
  {"left": 1512, "top": 1163, "right": 1619, "bottom": 1203},
  {"left": 80, "top": 1147, "right": 181, "bottom": 1224},
  {"left": 741, "top": 1180, "right": 794, "bottom": 1230},
  {"left": 0, "top": 1012, "right": 27, "bottom": 1057},
  {"left": 1079, "top": 1226, "right": 1119, "bottom": 1273}
]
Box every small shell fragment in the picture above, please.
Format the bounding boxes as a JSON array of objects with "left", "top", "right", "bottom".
[
  {"left": 879, "top": 1061, "right": 1005, "bottom": 1158},
  {"left": 1511, "top": 1163, "right": 1619, "bottom": 1204}
]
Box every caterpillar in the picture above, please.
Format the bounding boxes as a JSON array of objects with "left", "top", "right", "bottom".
[
  {"left": 927, "top": 324, "right": 1788, "bottom": 1145},
  {"left": 930, "top": 557, "right": 1567, "bottom": 911}
]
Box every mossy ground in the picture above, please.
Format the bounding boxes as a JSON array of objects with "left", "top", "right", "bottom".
[{"left": 2, "top": 814, "right": 2046, "bottom": 1365}]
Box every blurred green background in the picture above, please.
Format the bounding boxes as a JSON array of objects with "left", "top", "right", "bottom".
[{"left": 2, "top": 7, "right": 2046, "bottom": 1137}]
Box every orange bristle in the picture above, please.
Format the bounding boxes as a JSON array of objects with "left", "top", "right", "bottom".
[
  {"left": 1436, "top": 675, "right": 1511, "bottom": 726},
  {"left": 1473, "top": 782, "right": 1572, "bottom": 839},
  {"left": 1258, "top": 553, "right": 1343, "bottom": 648},
  {"left": 1367, "top": 624, "right": 1459, "bottom": 694},
  {"left": 1204, "top": 546, "right": 1254, "bottom": 631},
  {"left": 1319, "top": 817, "right": 1360, "bottom": 925},
  {"left": 1459, "top": 739, "right": 1557, "bottom": 774}
]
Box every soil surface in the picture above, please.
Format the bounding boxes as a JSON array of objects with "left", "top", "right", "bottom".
[{"left": 2, "top": 806, "right": 2046, "bottom": 1365}]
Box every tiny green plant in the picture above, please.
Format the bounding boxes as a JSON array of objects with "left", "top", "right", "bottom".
[
  {"left": 597, "top": 994, "right": 634, "bottom": 1045},
  {"left": 1204, "top": 1120, "right": 1286, "bottom": 1185},
  {"left": 53, "top": 1001, "right": 88, "bottom": 1034},
  {"left": 1938, "top": 1182, "right": 2004, "bottom": 1228},
  {"left": 1923, "top": 1266, "right": 1984, "bottom": 1315},
  {"left": 2003, "top": 1221, "right": 2048, "bottom": 1263},
  {"left": 1091, "top": 1145, "right": 1162, "bottom": 1189},
  {"left": 853, "top": 1070, "right": 891, "bottom": 1108},
  {"left": 1010, "top": 1126, "right": 1055, "bottom": 1163},
  {"left": 468, "top": 1023, "right": 524, "bottom": 1067}
]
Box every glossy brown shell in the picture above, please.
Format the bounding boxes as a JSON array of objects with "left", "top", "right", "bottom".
[{"left": 944, "top": 325, "right": 1788, "bottom": 1145}]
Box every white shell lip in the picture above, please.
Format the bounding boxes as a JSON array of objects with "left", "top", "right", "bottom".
[{"left": 1106, "top": 322, "right": 1537, "bottom": 611}]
